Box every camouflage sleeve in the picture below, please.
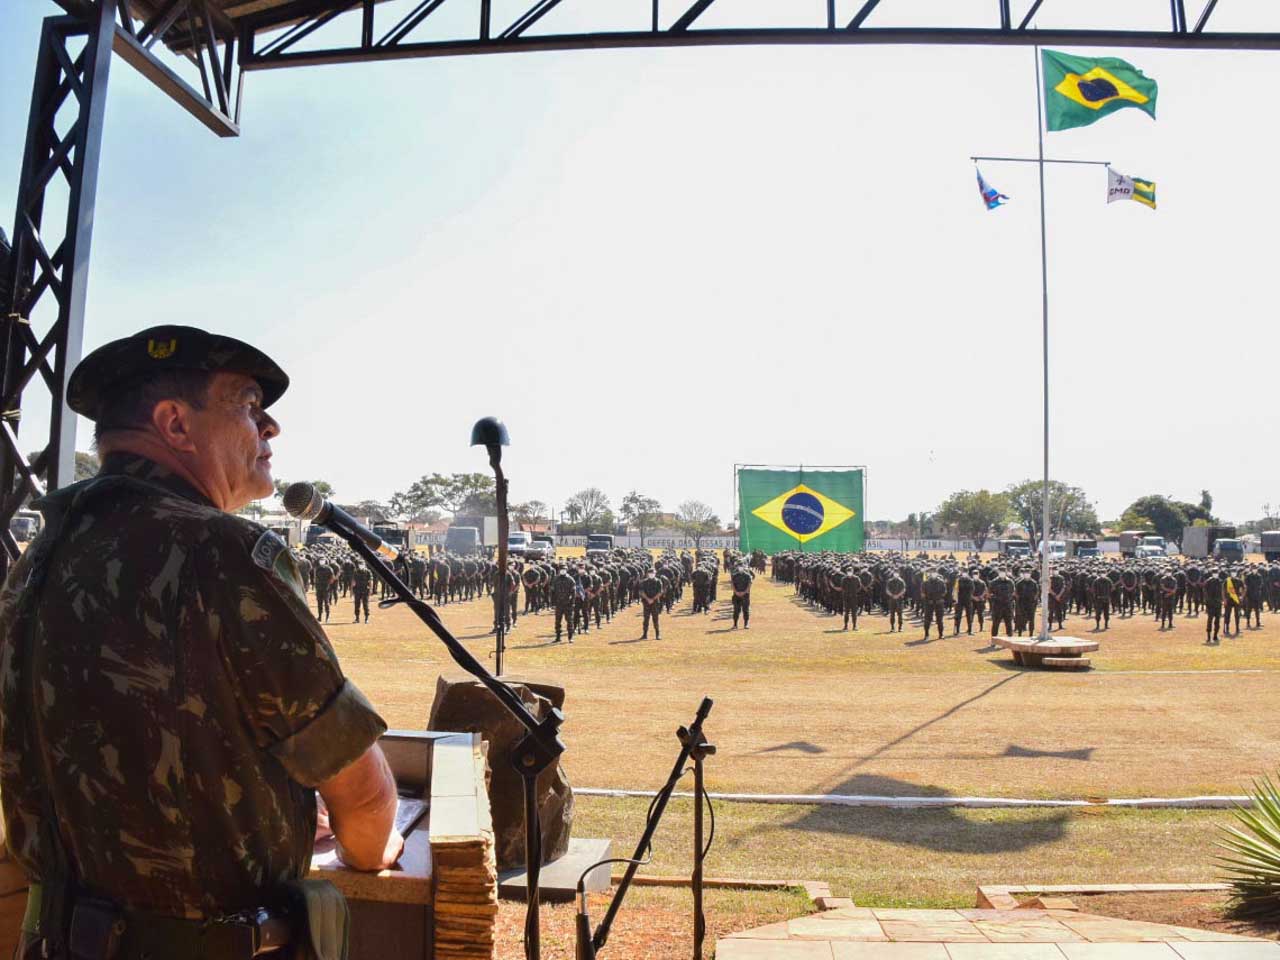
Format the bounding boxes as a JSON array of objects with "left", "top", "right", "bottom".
[{"left": 204, "top": 522, "right": 387, "bottom": 788}]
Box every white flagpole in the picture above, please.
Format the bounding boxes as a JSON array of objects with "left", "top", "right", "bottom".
[{"left": 1034, "top": 44, "right": 1053, "bottom": 641}]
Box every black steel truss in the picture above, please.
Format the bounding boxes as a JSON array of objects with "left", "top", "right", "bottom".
[
  {"left": 0, "top": 0, "right": 241, "bottom": 573},
  {"left": 237, "top": 0, "right": 1277, "bottom": 72},
  {"left": 0, "top": 3, "right": 118, "bottom": 565}
]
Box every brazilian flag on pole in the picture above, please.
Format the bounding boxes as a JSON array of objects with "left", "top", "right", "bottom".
[
  {"left": 1042, "top": 49, "right": 1158, "bottom": 132},
  {"left": 738, "top": 468, "right": 864, "bottom": 555}
]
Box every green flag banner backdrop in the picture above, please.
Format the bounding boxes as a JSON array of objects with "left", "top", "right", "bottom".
[{"left": 738, "top": 467, "right": 864, "bottom": 554}]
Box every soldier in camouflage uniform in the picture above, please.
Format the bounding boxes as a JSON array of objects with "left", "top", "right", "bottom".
[
  {"left": 952, "top": 569, "right": 974, "bottom": 635},
  {"left": 730, "top": 564, "right": 753, "bottom": 629},
  {"left": 920, "top": 571, "right": 947, "bottom": 640},
  {"left": 989, "top": 570, "right": 1016, "bottom": 638},
  {"left": 313, "top": 557, "right": 334, "bottom": 622},
  {"left": 639, "top": 568, "right": 664, "bottom": 639},
  {"left": 552, "top": 565, "right": 577, "bottom": 643},
  {"left": 352, "top": 559, "right": 373, "bottom": 622},
  {"left": 0, "top": 327, "right": 401, "bottom": 958},
  {"left": 1203, "top": 568, "right": 1223, "bottom": 644}
]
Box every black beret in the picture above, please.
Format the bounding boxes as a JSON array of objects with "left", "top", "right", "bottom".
[{"left": 67, "top": 325, "right": 289, "bottom": 421}]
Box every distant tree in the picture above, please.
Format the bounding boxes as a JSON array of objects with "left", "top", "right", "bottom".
[
  {"left": 392, "top": 472, "right": 493, "bottom": 518},
  {"left": 1200, "top": 489, "right": 1214, "bottom": 515},
  {"left": 620, "top": 491, "right": 663, "bottom": 546},
  {"left": 1119, "top": 494, "right": 1191, "bottom": 548},
  {"left": 676, "top": 499, "right": 720, "bottom": 549},
  {"left": 1006, "top": 480, "right": 1099, "bottom": 550},
  {"left": 341, "top": 500, "right": 392, "bottom": 522},
  {"left": 935, "top": 489, "right": 1011, "bottom": 551},
  {"left": 565, "top": 488, "right": 610, "bottom": 532},
  {"left": 27, "top": 449, "right": 99, "bottom": 482},
  {"left": 75, "top": 451, "right": 99, "bottom": 481},
  {"left": 274, "top": 478, "right": 334, "bottom": 501},
  {"left": 512, "top": 500, "right": 549, "bottom": 526}
]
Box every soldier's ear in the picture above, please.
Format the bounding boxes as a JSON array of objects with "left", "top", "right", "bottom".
[{"left": 151, "top": 398, "right": 199, "bottom": 453}]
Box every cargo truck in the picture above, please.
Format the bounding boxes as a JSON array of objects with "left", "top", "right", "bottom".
[
  {"left": 999, "top": 538, "right": 1030, "bottom": 557},
  {"left": 1181, "top": 525, "right": 1237, "bottom": 559},
  {"left": 1118, "top": 530, "right": 1152, "bottom": 558},
  {"left": 1264, "top": 531, "right": 1280, "bottom": 563},
  {"left": 1067, "top": 538, "right": 1098, "bottom": 558}
]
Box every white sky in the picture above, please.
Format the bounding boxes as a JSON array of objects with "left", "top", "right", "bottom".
[{"left": 2, "top": 0, "right": 1279, "bottom": 524}]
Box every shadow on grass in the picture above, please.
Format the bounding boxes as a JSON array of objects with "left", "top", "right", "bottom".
[
  {"left": 755, "top": 741, "right": 828, "bottom": 755},
  {"left": 508, "top": 638, "right": 569, "bottom": 650},
  {"left": 1003, "top": 744, "right": 1095, "bottom": 762},
  {"left": 608, "top": 635, "right": 661, "bottom": 646},
  {"left": 784, "top": 774, "right": 1071, "bottom": 853}
]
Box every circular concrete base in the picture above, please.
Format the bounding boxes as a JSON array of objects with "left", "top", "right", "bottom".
[{"left": 993, "top": 635, "right": 1098, "bottom": 670}]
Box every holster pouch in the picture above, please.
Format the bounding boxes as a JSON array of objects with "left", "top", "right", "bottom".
[
  {"left": 68, "top": 899, "right": 124, "bottom": 960},
  {"left": 284, "top": 879, "right": 348, "bottom": 960}
]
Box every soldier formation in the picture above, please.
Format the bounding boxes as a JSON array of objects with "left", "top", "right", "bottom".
[
  {"left": 290, "top": 541, "right": 758, "bottom": 642},
  {"left": 773, "top": 549, "right": 1280, "bottom": 645}
]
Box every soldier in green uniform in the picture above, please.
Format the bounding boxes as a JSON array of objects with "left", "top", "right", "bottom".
[
  {"left": 639, "top": 569, "right": 664, "bottom": 639},
  {"left": 313, "top": 558, "right": 335, "bottom": 622},
  {"left": 552, "top": 566, "right": 577, "bottom": 643},
  {"left": 0, "top": 326, "right": 402, "bottom": 958},
  {"left": 730, "top": 564, "right": 753, "bottom": 629},
  {"left": 352, "top": 560, "right": 373, "bottom": 623}
]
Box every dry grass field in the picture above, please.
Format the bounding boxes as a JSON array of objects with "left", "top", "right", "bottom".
[
  {"left": 329, "top": 552, "right": 1280, "bottom": 800},
  {"left": 314, "top": 551, "right": 1280, "bottom": 947}
]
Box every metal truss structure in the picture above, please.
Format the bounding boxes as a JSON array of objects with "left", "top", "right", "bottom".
[
  {"left": 235, "top": 0, "right": 1278, "bottom": 72},
  {"left": 2, "top": 0, "right": 1277, "bottom": 572},
  {"left": 0, "top": 0, "right": 240, "bottom": 570}
]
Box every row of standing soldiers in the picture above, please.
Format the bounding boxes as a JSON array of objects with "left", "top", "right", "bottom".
[{"left": 772, "top": 551, "right": 1280, "bottom": 644}]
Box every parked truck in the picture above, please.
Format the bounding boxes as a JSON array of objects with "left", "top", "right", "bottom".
[
  {"left": 1264, "top": 531, "right": 1280, "bottom": 563},
  {"left": 1136, "top": 536, "right": 1167, "bottom": 559},
  {"left": 1181, "top": 525, "right": 1237, "bottom": 559},
  {"left": 585, "top": 533, "right": 615, "bottom": 558},
  {"left": 1118, "top": 530, "right": 1151, "bottom": 558},
  {"left": 1067, "top": 538, "right": 1098, "bottom": 558},
  {"left": 999, "top": 538, "right": 1030, "bottom": 557}
]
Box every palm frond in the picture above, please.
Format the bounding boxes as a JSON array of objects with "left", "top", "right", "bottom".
[{"left": 1220, "top": 774, "right": 1280, "bottom": 921}]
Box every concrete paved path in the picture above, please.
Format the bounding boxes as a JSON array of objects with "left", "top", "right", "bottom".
[{"left": 717, "top": 906, "right": 1280, "bottom": 959}]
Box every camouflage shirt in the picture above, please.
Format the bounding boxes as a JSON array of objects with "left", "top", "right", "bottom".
[{"left": 0, "top": 453, "right": 386, "bottom": 919}]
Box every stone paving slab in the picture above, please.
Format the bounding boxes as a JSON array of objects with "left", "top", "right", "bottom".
[
  {"left": 1057, "top": 946, "right": 1183, "bottom": 960},
  {"left": 717, "top": 938, "right": 835, "bottom": 959},
  {"left": 878, "top": 921, "right": 989, "bottom": 943},
  {"left": 1168, "top": 944, "right": 1280, "bottom": 959},
  {"left": 718, "top": 907, "right": 1280, "bottom": 960},
  {"left": 946, "top": 945, "right": 1072, "bottom": 960},
  {"left": 830, "top": 945, "right": 950, "bottom": 959}
]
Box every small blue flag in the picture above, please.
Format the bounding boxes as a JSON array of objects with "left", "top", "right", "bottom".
[{"left": 976, "top": 168, "right": 1010, "bottom": 210}]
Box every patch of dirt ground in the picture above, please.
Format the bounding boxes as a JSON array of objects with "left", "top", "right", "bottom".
[
  {"left": 493, "top": 887, "right": 805, "bottom": 960},
  {"left": 1071, "top": 891, "right": 1280, "bottom": 941}
]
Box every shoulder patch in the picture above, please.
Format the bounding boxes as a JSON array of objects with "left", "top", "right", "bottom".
[
  {"left": 252, "top": 529, "right": 289, "bottom": 572},
  {"left": 252, "top": 529, "right": 307, "bottom": 604}
]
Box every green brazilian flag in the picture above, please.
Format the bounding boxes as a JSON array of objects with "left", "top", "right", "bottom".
[
  {"left": 1042, "top": 49, "right": 1158, "bottom": 132},
  {"left": 738, "top": 468, "right": 864, "bottom": 555}
]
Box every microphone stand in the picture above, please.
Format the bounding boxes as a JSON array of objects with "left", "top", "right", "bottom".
[
  {"left": 577, "top": 698, "right": 714, "bottom": 960},
  {"left": 323, "top": 517, "right": 562, "bottom": 960},
  {"left": 490, "top": 447, "right": 509, "bottom": 676}
]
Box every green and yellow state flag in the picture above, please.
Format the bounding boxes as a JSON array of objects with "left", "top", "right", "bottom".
[
  {"left": 738, "top": 468, "right": 864, "bottom": 555},
  {"left": 1042, "top": 49, "right": 1158, "bottom": 132}
]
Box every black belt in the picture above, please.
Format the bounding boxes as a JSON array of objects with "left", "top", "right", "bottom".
[{"left": 28, "top": 888, "right": 294, "bottom": 960}]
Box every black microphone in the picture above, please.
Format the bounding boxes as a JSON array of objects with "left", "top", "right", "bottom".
[{"left": 282, "top": 482, "right": 398, "bottom": 561}]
